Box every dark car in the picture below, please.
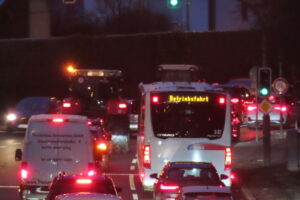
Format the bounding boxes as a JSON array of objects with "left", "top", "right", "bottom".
[
  {"left": 46, "top": 174, "right": 121, "bottom": 200},
  {"left": 151, "top": 162, "right": 228, "bottom": 200},
  {"left": 5, "top": 96, "right": 60, "bottom": 132}
]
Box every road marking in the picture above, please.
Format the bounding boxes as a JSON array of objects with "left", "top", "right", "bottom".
[
  {"left": 0, "top": 185, "right": 19, "bottom": 189},
  {"left": 129, "top": 174, "right": 136, "bottom": 190},
  {"left": 130, "top": 165, "right": 135, "bottom": 170},
  {"left": 132, "top": 158, "right": 137, "bottom": 164},
  {"left": 132, "top": 193, "right": 138, "bottom": 200}
]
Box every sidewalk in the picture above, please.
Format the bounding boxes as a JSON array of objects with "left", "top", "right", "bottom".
[{"left": 233, "top": 130, "right": 300, "bottom": 200}]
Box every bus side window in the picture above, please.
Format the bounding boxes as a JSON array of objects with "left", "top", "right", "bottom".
[{"left": 139, "top": 95, "right": 145, "bottom": 136}]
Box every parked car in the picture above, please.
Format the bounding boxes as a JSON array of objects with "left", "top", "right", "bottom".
[
  {"left": 46, "top": 174, "right": 122, "bottom": 200},
  {"left": 175, "top": 185, "right": 233, "bottom": 200},
  {"left": 5, "top": 96, "right": 60, "bottom": 132},
  {"left": 54, "top": 193, "right": 123, "bottom": 200},
  {"left": 150, "top": 162, "right": 228, "bottom": 200}
]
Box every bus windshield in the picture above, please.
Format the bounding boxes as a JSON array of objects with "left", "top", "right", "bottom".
[{"left": 151, "top": 92, "right": 226, "bottom": 139}]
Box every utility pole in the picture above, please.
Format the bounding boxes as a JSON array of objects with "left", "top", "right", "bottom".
[{"left": 186, "top": 0, "right": 190, "bottom": 31}]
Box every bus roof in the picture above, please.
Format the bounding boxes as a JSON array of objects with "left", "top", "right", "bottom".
[
  {"left": 158, "top": 64, "right": 199, "bottom": 71},
  {"left": 139, "top": 82, "right": 218, "bottom": 93}
]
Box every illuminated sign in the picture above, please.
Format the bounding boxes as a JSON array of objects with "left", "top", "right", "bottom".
[{"left": 168, "top": 95, "right": 209, "bottom": 103}]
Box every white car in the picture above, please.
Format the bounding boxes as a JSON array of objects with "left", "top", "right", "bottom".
[
  {"left": 55, "top": 193, "right": 123, "bottom": 200},
  {"left": 176, "top": 185, "right": 233, "bottom": 200}
]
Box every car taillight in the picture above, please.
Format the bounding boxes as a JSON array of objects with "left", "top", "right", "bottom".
[
  {"left": 76, "top": 179, "right": 92, "bottom": 184},
  {"left": 143, "top": 145, "right": 151, "bottom": 168},
  {"left": 20, "top": 162, "right": 28, "bottom": 180},
  {"left": 274, "top": 106, "right": 287, "bottom": 112},
  {"left": 63, "top": 102, "right": 71, "bottom": 108},
  {"left": 218, "top": 97, "right": 226, "bottom": 105},
  {"left": 231, "top": 98, "right": 239, "bottom": 104},
  {"left": 160, "top": 183, "right": 179, "bottom": 191},
  {"left": 97, "top": 142, "right": 108, "bottom": 151},
  {"left": 152, "top": 96, "right": 159, "bottom": 103},
  {"left": 247, "top": 105, "right": 257, "bottom": 111},
  {"left": 224, "top": 147, "right": 232, "bottom": 170},
  {"left": 87, "top": 163, "right": 96, "bottom": 176},
  {"left": 87, "top": 121, "right": 92, "bottom": 125},
  {"left": 118, "top": 103, "right": 127, "bottom": 109}
]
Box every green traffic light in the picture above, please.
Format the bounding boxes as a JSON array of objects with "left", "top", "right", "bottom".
[
  {"left": 169, "top": 0, "right": 179, "bottom": 7},
  {"left": 259, "top": 88, "right": 269, "bottom": 96}
]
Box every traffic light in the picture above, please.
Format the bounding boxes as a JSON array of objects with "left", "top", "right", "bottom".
[
  {"left": 168, "top": 0, "right": 181, "bottom": 8},
  {"left": 258, "top": 68, "right": 272, "bottom": 96}
]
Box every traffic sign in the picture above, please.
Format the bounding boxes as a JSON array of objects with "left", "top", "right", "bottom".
[
  {"left": 273, "top": 77, "right": 289, "bottom": 94},
  {"left": 259, "top": 99, "right": 273, "bottom": 115}
]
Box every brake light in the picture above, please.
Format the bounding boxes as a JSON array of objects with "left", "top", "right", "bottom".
[
  {"left": 160, "top": 183, "right": 179, "bottom": 191},
  {"left": 20, "top": 162, "right": 28, "bottom": 180},
  {"left": 52, "top": 118, "right": 64, "bottom": 123},
  {"left": 63, "top": 102, "right": 71, "bottom": 108},
  {"left": 224, "top": 147, "right": 232, "bottom": 170},
  {"left": 118, "top": 103, "right": 127, "bottom": 109},
  {"left": 87, "top": 163, "right": 96, "bottom": 176},
  {"left": 274, "top": 106, "right": 287, "bottom": 112},
  {"left": 247, "top": 105, "right": 257, "bottom": 111},
  {"left": 76, "top": 179, "right": 92, "bottom": 184},
  {"left": 231, "top": 98, "right": 239, "bottom": 104},
  {"left": 218, "top": 97, "right": 225, "bottom": 105},
  {"left": 87, "top": 121, "right": 92, "bottom": 126},
  {"left": 152, "top": 96, "right": 159, "bottom": 103},
  {"left": 97, "top": 142, "right": 108, "bottom": 151},
  {"left": 143, "top": 145, "right": 151, "bottom": 168}
]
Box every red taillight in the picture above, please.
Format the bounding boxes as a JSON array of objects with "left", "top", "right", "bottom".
[
  {"left": 118, "top": 103, "right": 127, "bottom": 109},
  {"left": 76, "top": 179, "right": 92, "bottom": 184},
  {"left": 218, "top": 97, "right": 225, "bottom": 105},
  {"left": 224, "top": 147, "right": 232, "bottom": 170},
  {"left": 87, "top": 163, "right": 96, "bottom": 176},
  {"left": 63, "top": 102, "right": 71, "bottom": 108},
  {"left": 87, "top": 121, "right": 92, "bottom": 125},
  {"left": 160, "top": 183, "right": 179, "bottom": 191},
  {"left": 52, "top": 118, "right": 64, "bottom": 123},
  {"left": 143, "top": 145, "right": 151, "bottom": 168},
  {"left": 247, "top": 105, "right": 257, "bottom": 111},
  {"left": 97, "top": 142, "right": 108, "bottom": 151},
  {"left": 230, "top": 173, "right": 235, "bottom": 181},
  {"left": 231, "top": 98, "right": 239, "bottom": 104},
  {"left": 21, "top": 162, "right": 28, "bottom": 180},
  {"left": 274, "top": 106, "right": 287, "bottom": 112},
  {"left": 140, "top": 172, "right": 145, "bottom": 179},
  {"left": 152, "top": 96, "right": 159, "bottom": 103}
]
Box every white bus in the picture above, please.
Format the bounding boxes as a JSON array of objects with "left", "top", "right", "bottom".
[{"left": 137, "top": 81, "right": 232, "bottom": 191}]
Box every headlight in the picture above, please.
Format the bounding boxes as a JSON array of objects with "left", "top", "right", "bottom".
[{"left": 6, "top": 113, "right": 17, "bottom": 121}]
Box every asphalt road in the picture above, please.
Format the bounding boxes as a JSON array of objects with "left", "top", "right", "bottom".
[{"left": 0, "top": 128, "right": 260, "bottom": 200}]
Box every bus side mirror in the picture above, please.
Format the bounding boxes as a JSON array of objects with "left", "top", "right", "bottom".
[{"left": 15, "top": 149, "right": 22, "bottom": 161}]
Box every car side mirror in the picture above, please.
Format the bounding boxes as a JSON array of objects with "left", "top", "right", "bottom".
[
  {"left": 220, "top": 174, "right": 229, "bottom": 180},
  {"left": 15, "top": 149, "right": 22, "bottom": 161},
  {"left": 150, "top": 173, "right": 158, "bottom": 179}
]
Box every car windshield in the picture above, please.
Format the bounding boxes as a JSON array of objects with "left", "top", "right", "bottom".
[
  {"left": 16, "top": 97, "right": 50, "bottom": 112},
  {"left": 151, "top": 92, "right": 226, "bottom": 139},
  {"left": 184, "top": 192, "right": 232, "bottom": 200},
  {"left": 166, "top": 167, "right": 220, "bottom": 185}
]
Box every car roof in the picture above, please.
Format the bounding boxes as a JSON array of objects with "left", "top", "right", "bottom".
[
  {"left": 30, "top": 114, "right": 87, "bottom": 121},
  {"left": 55, "top": 192, "right": 122, "bottom": 200},
  {"left": 181, "top": 185, "right": 232, "bottom": 194}
]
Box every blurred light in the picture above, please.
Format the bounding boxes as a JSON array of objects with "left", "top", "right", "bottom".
[
  {"left": 76, "top": 179, "right": 92, "bottom": 184},
  {"left": 63, "top": 103, "right": 71, "bottom": 108},
  {"left": 218, "top": 97, "right": 225, "bottom": 104},
  {"left": 67, "top": 65, "right": 76, "bottom": 73},
  {"left": 6, "top": 113, "right": 17, "bottom": 121},
  {"left": 52, "top": 118, "right": 64, "bottom": 123},
  {"left": 152, "top": 96, "right": 159, "bottom": 103},
  {"left": 97, "top": 143, "right": 108, "bottom": 151}
]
